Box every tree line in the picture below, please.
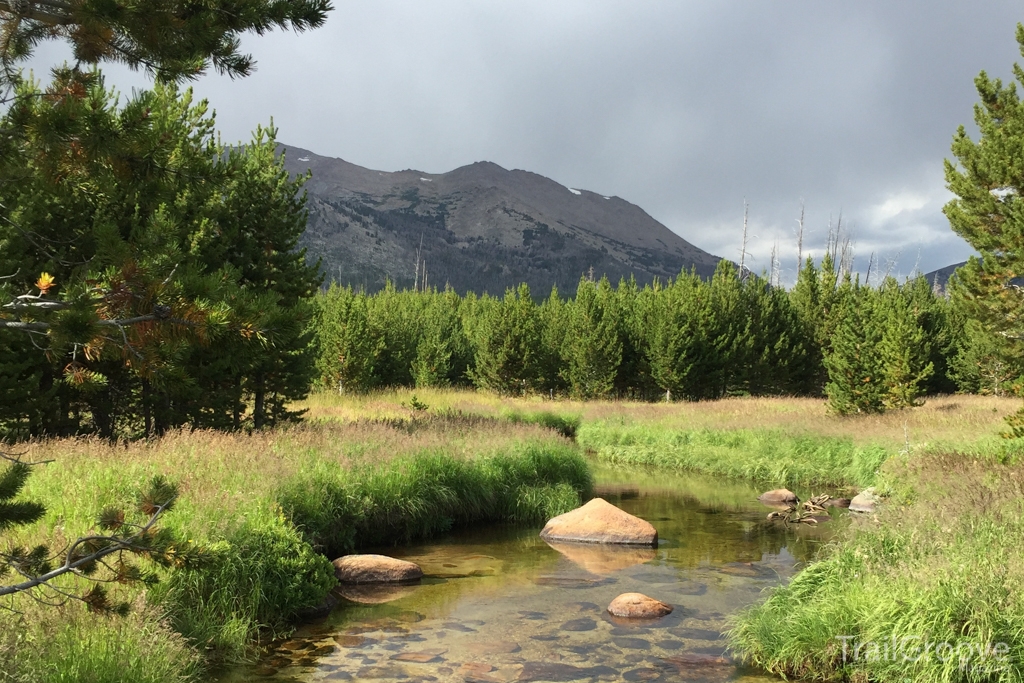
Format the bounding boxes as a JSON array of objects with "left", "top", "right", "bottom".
[{"left": 311, "top": 255, "right": 1015, "bottom": 413}]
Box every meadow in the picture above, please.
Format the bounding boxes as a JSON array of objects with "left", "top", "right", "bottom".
[
  {"left": 0, "top": 415, "right": 589, "bottom": 682},
  {"left": 3, "top": 389, "right": 1022, "bottom": 683}
]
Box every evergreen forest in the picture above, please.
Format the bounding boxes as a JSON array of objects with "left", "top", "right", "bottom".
[{"left": 310, "top": 256, "right": 1003, "bottom": 414}]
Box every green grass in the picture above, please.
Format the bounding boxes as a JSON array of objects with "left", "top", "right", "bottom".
[
  {"left": 729, "top": 449, "right": 1024, "bottom": 682},
  {"left": 0, "top": 606, "right": 202, "bottom": 683},
  {"left": 578, "top": 423, "right": 889, "bottom": 489},
  {"left": 500, "top": 409, "right": 582, "bottom": 439},
  {"left": 3, "top": 417, "right": 590, "bottom": 680},
  {"left": 277, "top": 439, "right": 592, "bottom": 559}
]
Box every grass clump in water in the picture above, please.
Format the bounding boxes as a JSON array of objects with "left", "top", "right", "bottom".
[{"left": 730, "top": 449, "right": 1024, "bottom": 682}]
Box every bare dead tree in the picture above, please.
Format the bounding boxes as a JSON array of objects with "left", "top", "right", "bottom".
[
  {"left": 413, "top": 232, "right": 423, "bottom": 292},
  {"left": 795, "top": 202, "right": 805, "bottom": 272},
  {"left": 770, "top": 240, "right": 780, "bottom": 288},
  {"left": 865, "top": 252, "right": 876, "bottom": 287},
  {"left": 883, "top": 251, "right": 902, "bottom": 281},
  {"left": 739, "top": 200, "right": 750, "bottom": 275}
]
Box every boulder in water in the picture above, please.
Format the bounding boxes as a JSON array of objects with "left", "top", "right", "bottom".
[
  {"left": 607, "top": 592, "right": 673, "bottom": 619},
  {"left": 849, "top": 487, "right": 880, "bottom": 513},
  {"left": 540, "top": 498, "right": 657, "bottom": 545},
  {"left": 758, "top": 489, "right": 798, "bottom": 507},
  {"left": 332, "top": 554, "right": 423, "bottom": 583}
]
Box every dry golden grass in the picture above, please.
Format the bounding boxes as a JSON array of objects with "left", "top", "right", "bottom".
[{"left": 299, "top": 389, "right": 1021, "bottom": 450}]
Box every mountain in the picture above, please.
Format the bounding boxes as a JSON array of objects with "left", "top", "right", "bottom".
[
  {"left": 923, "top": 261, "right": 967, "bottom": 292},
  {"left": 279, "top": 144, "right": 722, "bottom": 295}
]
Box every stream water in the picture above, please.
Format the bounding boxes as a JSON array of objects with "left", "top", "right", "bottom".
[{"left": 216, "top": 466, "right": 844, "bottom": 683}]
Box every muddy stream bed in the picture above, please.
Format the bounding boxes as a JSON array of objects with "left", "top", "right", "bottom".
[{"left": 215, "top": 466, "right": 844, "bottom": 683}]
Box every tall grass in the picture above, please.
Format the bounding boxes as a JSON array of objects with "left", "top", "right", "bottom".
[
  {"left": 277, "top": 440, "right": 591, "bottom": 557},
  {"left": 0, "top": 605, "right": 202, "bottom": 683},
  {"left": 730, "top": 449, "right": 1024, "bottom": 682},
  {"left": 3, "top": 417, "right": 590, "bottom": 678},
  {"left": 578, "top": 423, "right": 888, "bottom": 488}
]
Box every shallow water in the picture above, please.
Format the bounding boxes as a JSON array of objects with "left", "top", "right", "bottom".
[{"left": 215, "top": 466, "right": 844, "bottom": 683}]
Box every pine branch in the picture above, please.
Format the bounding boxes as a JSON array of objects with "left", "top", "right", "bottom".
[{"left": 0, "top": 498, "right": 172, "bottom": 599}]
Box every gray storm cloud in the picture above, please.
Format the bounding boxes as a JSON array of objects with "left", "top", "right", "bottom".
[{"left": 26, "top": 0, "right": 1024, "bottom": 281}]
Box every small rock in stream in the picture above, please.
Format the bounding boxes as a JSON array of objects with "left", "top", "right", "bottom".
[{"left": 560, "top": 617, "right": 598, "bottom": 631}]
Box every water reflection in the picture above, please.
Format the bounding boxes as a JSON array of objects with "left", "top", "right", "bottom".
[{"left": 215, "top": 466, "right": 844, "bottom": 682}]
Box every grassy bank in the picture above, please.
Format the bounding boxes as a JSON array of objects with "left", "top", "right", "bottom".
[
  {"left": 730, "top": 444, "right": 1024, "bottom": 682},
  {"left": 577, "top": 424, "right": 888, "bottom": 488},
  {"left": 302, "top": 390, "right": 1019, "bottom": 489},
  {"left": 1, "top": 416, "right": 590, "bottom": 682}
]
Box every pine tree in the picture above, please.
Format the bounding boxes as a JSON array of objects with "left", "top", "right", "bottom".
[
  {"left": 313, "top": 285, "right": 382, "bottom": 393},
  {"left": 943, "top": 25, "right": 1024, "bottom": 431},
  {"left": 469, "top": 284, "right": 539, "bottom": 395},
  {"left": 560, "top": 276, "right": 622, "bottom": 399},
  {"left": 789, "top": 256, "right": 826, "bottom": 394},
  {"left": 876, "top": 278, "right": 934, "bottom": 410},
  {"left": 646, "top": 270, "right": 718, "bottom": 401},
  {"left": 614, "top": 276, "right": 656, "bottom": 399},
  {"left": 0, "top": 0, "right": 331, "bottom": 84},
  {"left": 412, "top": 289, "right": 468, "bottom": 388},
  {"left": 536, "top": 286, "right": 569, "bottom": 395},
  {"left": 823, "top": 280, "right": 887, "bottom": 414}
]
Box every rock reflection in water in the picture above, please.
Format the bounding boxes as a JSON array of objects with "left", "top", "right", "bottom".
[
  {"left": 214, "top": 466, "right": 843, "bottom": 683},
  {"left": 544, "top": 539, "right": 657, "bottom": 574},
  {"left": 334, "top": 583, "right": 420, "bottom": 605}
]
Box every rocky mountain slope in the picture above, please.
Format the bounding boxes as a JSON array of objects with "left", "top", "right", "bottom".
[{"left": 280, "top": 144, "right": 722, "bottom": 295}]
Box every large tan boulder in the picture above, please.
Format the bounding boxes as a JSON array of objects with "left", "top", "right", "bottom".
[
  {"left": 539, "top": 498, "right": 658, "bottom": 546},
  {"left": 758, "top": 489, "right": 798, "bottom": 507},
  {"left": 332, "top": 554, "right": 423, "bottom": 584},
  {"left": 607, "top": 592, "right": 673, "bottom": 619}
]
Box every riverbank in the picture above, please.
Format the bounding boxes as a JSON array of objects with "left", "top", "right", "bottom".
[
  {"left": 302, "top": 390, "right": 1020, "bottom": 489},
  {"left": 5, "top": 391, "right": 1022, "bottom": 682},
  {"left": 730, "top": 445, "right": 1024, "bottom": 682},
  {"left": 0, "top": 416, "right": 590, "bottom": 682}
]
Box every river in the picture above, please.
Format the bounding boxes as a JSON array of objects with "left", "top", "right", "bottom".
[{"left": 215, "top": 465, "right": 842, "bottom": 683}]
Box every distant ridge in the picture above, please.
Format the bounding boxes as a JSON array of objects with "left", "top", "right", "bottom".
[
  {"left": 280, "top": 144, "right": 723, "bottom": 295},
  {"left": 923, "top": 261, "right": 967, "bottom": 291}
]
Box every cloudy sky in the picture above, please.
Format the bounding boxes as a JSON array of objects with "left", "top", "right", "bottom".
[{"left": 31, "top": 1, "right": 1024, "bottom": 282}]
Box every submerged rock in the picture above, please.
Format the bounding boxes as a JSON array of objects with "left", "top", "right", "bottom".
[
  {"left": 659, "top": 653, "right": 732, "bottom": 682},
  {"left": 333, "top": 554, "right": 424, "bottom": 584},
  {"left": 607, "top": 593, "right": 673, "bottom": 619},
  {"left": 293, "top": 593, "right": 339, "bottom": 621},
  {"left": 826, "top": 497, "right": 852, "bottom": 508},
  {"left": 540, "top": 498, "right": 658, "bottom": 545},
  {"left": 757, "top": 489, "right": 798, "bottom": 507},
  {"left": 560, "top": 617, "right": 597, "bottom": 631},
  {"left": 390, "top": 648, "right": 446, "bottom": 663},
  {"left": 518, "top": 662, "right": 618, "bottom": 682},
  {"left": 849, "top": 487, "right": 880, "bottom": 513}
]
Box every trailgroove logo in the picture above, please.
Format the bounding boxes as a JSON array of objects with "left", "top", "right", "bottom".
[{"left": 836, "top": 636, "right": 1010, "bottom": 672}]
